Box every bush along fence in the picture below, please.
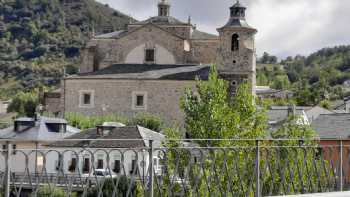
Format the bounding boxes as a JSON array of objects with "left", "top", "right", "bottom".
[{"left": 0, "top": 139, "right": 349, "bottom": 197}]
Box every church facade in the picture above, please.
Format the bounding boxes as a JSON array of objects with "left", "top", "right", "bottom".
[{"left": 56, "top": 0, "right": 257, "bottom": 126}]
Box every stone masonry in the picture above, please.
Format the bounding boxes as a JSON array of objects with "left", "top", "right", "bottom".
[{"left": 46, "top": 0, "right": 258, "bottom": 127}]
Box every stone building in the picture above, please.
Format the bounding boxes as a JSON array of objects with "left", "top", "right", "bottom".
[{"left": 51, "top": 0, "right": 258, "bottom": 126}]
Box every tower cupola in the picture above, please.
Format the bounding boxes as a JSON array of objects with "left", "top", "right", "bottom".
[
  {"left": 158, "top": 0, "right": 170, "bottom": 17},
  {"left": 230, "top": 1, "right": 246, "bottom": 19}
]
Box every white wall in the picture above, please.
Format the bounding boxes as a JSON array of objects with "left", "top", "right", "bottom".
[
  {"left": 0, "top": 101, "right": 8, "bottom": 114},
  {"left": 125, "top": 43, "right": 176, "bottom": 64},
  {"left": 0, "top": 145, "right": 162, "bottom": 178}
]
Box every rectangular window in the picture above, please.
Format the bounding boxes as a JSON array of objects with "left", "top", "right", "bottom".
[
  {"left": 97, "top": 154, "right": 104, "bottom": 169},
  {"left": 69, "top": 158, "right": 77, "bottom": 172},
  {"left": 12, "top": 144, "right": 16, "bottom": 155},
  {"left": 136, "top": 95, "right": 144, "bottom": 107},
  {"left": 132, "top": 91, "right": 147, "bottom": 110},
  {"left": 79, "top": 90, "right": 94, "bottom": 108},
  {"left": 55, "top": 155, "right": 63, "bottom": 171},
  {"left": 83, "top": 93, "right": 91, "bottom": 105},
  {"left": 97, "top": 159, "right": 104, "bottom": 169},
  {"left": 83, "top": 158, "right": 90, "bottom": 173},
  {"left": 145, "top": 49, "right": 155, "bottom": 62},
  {"left": 130, "top": 160, "right": 137, "bottom": 175},
  {"left": 113, "top": 160, "right": 121, "bottom": 174}
]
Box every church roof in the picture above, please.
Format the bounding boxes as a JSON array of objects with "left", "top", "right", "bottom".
[
  {"left": 220, "top": 18, "right": 256, "bottom": 30},
  {"left": 191, "top": 30, "right": 218, "bottom": 40},
  {"left": 69, "top": 64, "right": 210, "bottom": 81},
  {"left": 131, "top": 16, "right": 189, "bottom": 26}
]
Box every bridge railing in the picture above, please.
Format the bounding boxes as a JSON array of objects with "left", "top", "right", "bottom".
[{"left": 0, "top": 139, "right": 349, "bottom": 197}]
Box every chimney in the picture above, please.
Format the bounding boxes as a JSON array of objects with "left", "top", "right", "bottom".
[
  {"left": 288, "top": 104, "right": 296, "bottom": 117},
  {"left": 96, "top": 125, "right": 114, "bottom": 136},
  {"left": 96, "top": 126, "right": 104, "bottom": 136},
  {"left": 345, "top": 97, "right": 350, "bottom": 113}
]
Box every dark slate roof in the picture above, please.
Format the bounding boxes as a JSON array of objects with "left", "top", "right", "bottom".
[
  {"left": 0, "top": 116, "right": 80, "bottom": 141},
  {"left": 49, "top": 126, "right": 164, "bottom": 148},
  {"left": 221, "top": 18, "right": 256, "bottom": 29},
  {"left": 191, "top": 30, "right": 218, "bottom": 40},
  {"left": 311, "top": 114, "right": 350, "bottom": 139},
  {"left": 70, "top": 64, "right": 210, "bottom": 81},
  {"left": 268, "top": 106, "right": 309, "bottom": 124},
  {"left": 131, "top": 16, "right": 188, "bottom": 26},
  {"left": 305, "top": 106, "right": 334, "bottom": 123}
]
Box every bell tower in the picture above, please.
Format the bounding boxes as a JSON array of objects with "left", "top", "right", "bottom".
[
  {"left": 217, "top": 0, "right": 257, "bottom": 95},
  {"left": 158, "top": 0, "right": 170, "bottom": 17}
]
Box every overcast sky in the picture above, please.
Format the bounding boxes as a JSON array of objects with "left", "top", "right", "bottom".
[{"left": 96, "top": 0, "right": 350, "bottom": 59}]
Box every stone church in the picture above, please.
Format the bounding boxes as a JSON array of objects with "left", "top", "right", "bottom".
[{"left": 51, "top": 0, "right": 257, "bottom": 126}]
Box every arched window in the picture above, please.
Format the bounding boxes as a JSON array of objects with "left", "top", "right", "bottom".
[{"left": 231, "top": 34, "right": 239, "bottom": 51}]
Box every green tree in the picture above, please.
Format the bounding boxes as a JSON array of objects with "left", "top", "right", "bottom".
[
  {"left": 181, "top": 65, "right": 267, "bottom": 146},
  {"left": 161, "top": 65, "right": 268, "bottom": 196},
  {"left": 7, "top": 91, "right": 39, "bottom": 117},
  {"left": 161, "top": 65, "right": 328, "bottom": 196}
]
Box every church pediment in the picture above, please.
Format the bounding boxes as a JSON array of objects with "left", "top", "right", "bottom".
[{"left": 118, "top": 23, "right": 186, "bottom": 41}]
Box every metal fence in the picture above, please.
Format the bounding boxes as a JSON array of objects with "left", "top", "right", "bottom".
[{"left": 0, "top": 139, "right": 349, "bottom": 197}]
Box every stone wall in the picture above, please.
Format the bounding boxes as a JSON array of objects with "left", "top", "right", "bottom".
[
  {"left": 80, "top": 24, "right": 188, "bottom": 73},
  {"left": 80, "top": 24, "right": 222, "bottom": 73},
  {"left": 188, "top": 40, "right": 219, "bottom": 64},
  {"left": 43, "top": 92, "right": 61, "bottom": 115},
  {"left": 63, "top": 79, "right": 196, "bottom": 127}
]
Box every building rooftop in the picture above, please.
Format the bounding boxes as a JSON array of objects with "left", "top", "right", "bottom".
[
  {"left": 268, "top": 106, "right": 310, "bottom": 124},
  {"left": 0, "top": 116, "right": 80, "bottom": 141},
  {"left": 70, "top": 64, "right": 210, "bottom": 81},
  {"left": 311, "top": 113, "right": 350, "bottom": 139},
  {"left": 131, "top": 16, "right": 188, "bottom": 26},
  {"left": 49, "top": 125, "right": 164, "bottom": 148},
  {"left": 191, "top": 29, "right": 218, "bottom": 40},
  {"left": 94, "top": 30, "right": 127, "bottom": 39}
]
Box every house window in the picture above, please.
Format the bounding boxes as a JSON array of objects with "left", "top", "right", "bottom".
[
  {"left": 136, "top": 95, "right": 144, "bottom": 107},
  {"left": 79, "top": 90, "right": 95, "bottom": 108},
  {"left": 97, "top": 154, "right": 104, "bottom": 169},
  {"left": 113, "top": 155, "right": 121, "bottom": 173},
  {"left": 83, "top": 94, "right": 91, "bottom": 105},
  {"left": 114, "top": 160, "right": 121, "bottom": 174},
  {"left": 132, "top": 91, "right": 147, "bottom": 110},
  {"left": 145, "top": 49, "right": 155, "bottom": 63},
  {"left": 83, "top": 157, "right": 90, "bottom": 173},
  {"left": 130, "top": 159, "right": 137, "bottom": 175},
  {"left": 69, "top": 157, "right": 77, "bottom": 172},
  {"left": 12, "top": 144, "right": 16, "bottom": 155},
  {"left": 231, "top": 80, "right": 237, "bottom": 86},
  {"left": 231, "top": 34, "right": 239, "bottom": 51},
  {"left": 55, "top": 155, "right": 63, "bottom": 171}
]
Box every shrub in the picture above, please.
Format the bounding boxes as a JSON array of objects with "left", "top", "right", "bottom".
[
  {"left": 128, "top": 113, "right": 163, "bottom": 132},
  {"left": 36, "top": 185, "right": 76, "bottom": 197},
  {"left": 65, "top": 113, "right": 127, "bottom": 130},
  {"left": 87, "top": 177, "right": 143, "bottom": 197}
]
